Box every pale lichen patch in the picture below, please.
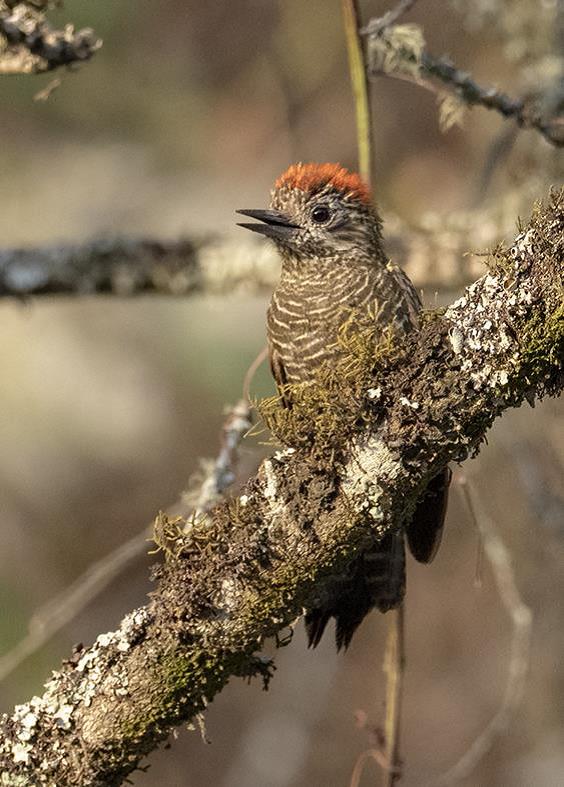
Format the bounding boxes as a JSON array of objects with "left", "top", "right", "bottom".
[
  {"left": 213, "top": 577, "right": 241, "bottom": 615},
  {"left": 342, "top": 432, "right": 402, "bottom": 527},
  {"left": 448, "top": 326, "right": 464, "bottom": 354},
  {"left": 263, "top": 460, "right": 278, "bottom": 501},
  {"left": 10, "top": 743, "right": 32, "bottom": 765},
  {"left": 274, "top": 447, "right": 295, "bottom": 461},
  {"left": 399, "top": 396, "right": 419, "bottom": 409},
  {"left": 53, "top": 705, "right": 73, "bottom": 731},
  {"left": 445, "top": 269, "right": 528, "bottom": 391}
]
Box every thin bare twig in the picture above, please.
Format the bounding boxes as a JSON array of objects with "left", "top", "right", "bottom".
[
  {"left": 344, "top": 5, "right": 406, "bottom": 785},
  {"left": 33, "top": 76, "right": 61, "bottom": 101},
  {"left": 472, "top": 124, "right": 519, "bottom": 205},
  {"left": 342, "top": 0, "right": 374, "bottom": 186},
  {"left": 350, "top": 749, "right": 390, "bottom": 787},
  {"left": 361, "top": 0, "right": 419, "bottom": 36},
  {"left": 383, "top": 605, "right": 405, "bottom": 786},
  {"left": 0, "top": 527, "right": 151, "bottom": 683},
  {"left": 243, "top": 346, "right": 269, "bottom": 404},
  {"left": 427, "top": 476, "right": 533, "bottom": 786},
  {"left": 192, "top": 399, "right": 253, "bottom": 519}
]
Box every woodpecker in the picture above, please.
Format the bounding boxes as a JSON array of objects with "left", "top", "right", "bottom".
[{"left": 238, "top": 163, "right": 450, "bottom": 650}]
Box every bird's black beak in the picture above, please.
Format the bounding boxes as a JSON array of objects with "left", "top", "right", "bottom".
[{"left": 236, "top": 209, "right": 300, "bottom": 240}]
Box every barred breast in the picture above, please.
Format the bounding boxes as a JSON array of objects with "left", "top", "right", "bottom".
[{"left": 267, "top": 260, "right": 420, "bottom": 387}]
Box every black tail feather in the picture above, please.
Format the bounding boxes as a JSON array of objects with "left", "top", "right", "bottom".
[
  {"left": 407, "top": 467, "right": 451, "bottom": 564},
  {"left": 304, "top": 609, "right": 332, "bottom": 649},
  {"left": 304, "top": 468, "right": 451, "bottom": 650},
  {"left": 305, "top": 531, "right": 406, "bottom": 650}
]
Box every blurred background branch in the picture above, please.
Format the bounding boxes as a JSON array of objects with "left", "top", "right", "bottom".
[
  {"left": 0, "top": 1, "right": 101, "bottom": 75},
  {"left": 366, "top": 18, "right": 564, "bottom": 147},
  {"left": 0, "top": 225, "right": 496, "bottom": 298},
  {"left": 0, "top": 398, "right": 254, "bottom": 685},
  {"left": 427, "top": 476, "right": 533, "bottom": 787},
  {"left": 0, "top": 237, "right": 281, "bottom": 298}
]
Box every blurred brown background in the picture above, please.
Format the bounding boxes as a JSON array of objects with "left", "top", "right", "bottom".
[{"left": 0, "top": 1, "right": 563, "bottom": 786}]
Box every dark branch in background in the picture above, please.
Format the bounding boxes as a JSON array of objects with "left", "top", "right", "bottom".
[
  {"left": 0, "top": 224, "right": 496, "bottom": 300},
  {"left": 0, "top": 237, "right": 283, "bottom": 298},
  {"left": 0, "top": 1, "right": 101, "bottom": 75},
  {"left": 365, "top": 21, "right": 564, "bottom": 148},
  {"left": 0, "top": 190, "right": 560, "bottom": 786},
  {"left": 421, "top": 51, "right": 564, "bottom": 146}
]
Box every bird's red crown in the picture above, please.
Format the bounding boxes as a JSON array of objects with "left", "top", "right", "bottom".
[{"left": 275, "top": 163, "right": 371, "bottom": 205}]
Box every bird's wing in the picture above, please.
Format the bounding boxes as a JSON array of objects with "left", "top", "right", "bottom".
[
  {"left": 407, "top": 466, "right": 452, "bottom": 563},
  {"left": 269, "top": 345, "right": 292, "bottom": 408},
  {"left": 387, "top": 261, "right": 422, "bottom": 327}
]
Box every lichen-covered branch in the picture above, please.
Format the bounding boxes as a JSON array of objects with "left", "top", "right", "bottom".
[
  {"left": 0, "top": 191, "right": 561, "bottom": 785},
  {"left": 365, "top": 23, "right": 564, "bottom": 147},
  {"left": 420, "top": 51, "right": 564, "bottom": 146},
  {"left": 0, "top": 220, "right": 497, "bottom": 300},
  {"left": 0, "top": 1, "right": 101, "bottom": 75},
  {"left": 0, "top": 236, "right": 282, "bottom": 298}
]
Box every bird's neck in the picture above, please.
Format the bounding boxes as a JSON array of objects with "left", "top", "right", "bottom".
[{"left": 279, "top": 245, "right": 386, "bottom": 290}]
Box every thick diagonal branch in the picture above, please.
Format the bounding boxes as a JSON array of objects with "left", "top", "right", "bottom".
[{"left": 0, "top": 190, "right": 562, "bottom": 786}]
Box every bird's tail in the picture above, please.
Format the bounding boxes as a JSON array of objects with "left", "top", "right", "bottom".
[
  {"left": 304, "top": 468, "right": 451, "bottom": 650},
  {"left": 305, "top": 530, "right": 406, "bottom": 651}
]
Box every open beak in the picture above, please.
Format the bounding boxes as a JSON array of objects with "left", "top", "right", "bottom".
[{"left": 236, "top": 209, "right": 300, "bottom": 240}]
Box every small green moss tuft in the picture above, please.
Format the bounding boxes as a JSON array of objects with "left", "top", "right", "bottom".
[
  {"left": 257, "top": 310, "right": 407, "bottom": 461},
  {"left": 151, "top": 512, "right": 188, "bottom": 558},
  {"left": 519, "top": 300, "right": 564, "bottom": 397},
  {"left": 485, "top": 241, "right": 514, "bottom": 278}
]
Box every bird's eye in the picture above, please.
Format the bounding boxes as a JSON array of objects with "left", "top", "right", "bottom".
[{"left": 311, "top": 204, "right": 331, "bottom": 224}]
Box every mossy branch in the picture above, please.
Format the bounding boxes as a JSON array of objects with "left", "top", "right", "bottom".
[{"left": 0, "top": 190, "right": 562, "bottom": 785}]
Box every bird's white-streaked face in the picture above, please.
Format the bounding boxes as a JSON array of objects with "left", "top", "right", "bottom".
[
  {"left": 268, "top": 182, "right": 379, "bottom": 258},
  {"left": 237, "top": 163, "right": 382, "bottom": 262}
]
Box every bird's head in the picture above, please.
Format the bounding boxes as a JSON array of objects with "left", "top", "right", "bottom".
[{"left": 237, "top": 163, "right": 382, "bottom": 261}]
